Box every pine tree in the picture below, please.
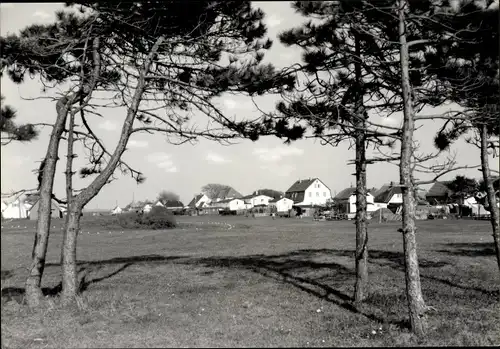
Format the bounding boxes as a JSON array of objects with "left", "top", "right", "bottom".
[
  {"left": 1, "top": 1, "right": 295, "bottom": 306},
  {"left": 0, "top": 95, "right": 38, "bottom": 144},
  {"left": 426, "top": 0, "right": 499, "bottom": 272}
]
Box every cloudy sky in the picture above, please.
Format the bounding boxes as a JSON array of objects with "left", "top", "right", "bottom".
[{"left": 1, "top": 2, "right": 497, "bottom": 209}]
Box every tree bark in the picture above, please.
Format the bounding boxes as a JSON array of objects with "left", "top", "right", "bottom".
[
  {"left": 25, "top": 97, "right": 71, "bottom": 307},
  {"left": 398, "top": 0, "right": 427, "bottom": 337},
  {"left": 480, "top": 124, "right": 500, "bottom": 273},
  {"left": 59, "top": 36, "right": 164, "bottom": 304},
  {"left": 353, "top": 32, "right": 369, "bottom": 305},
  {"left": 61, "top": 207, "right": 81, "bottom": 304}
]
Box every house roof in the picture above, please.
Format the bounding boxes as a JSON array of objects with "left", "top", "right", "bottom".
[
  {"left": 426, "top": 181, "right": 453, "bottom": 198},
  {"left": 187, "top": 194, "right": 204, "bottom": 208},
  {"left": 335, "top": 187, "right": 356, "bottom": 200},
  {"left": 218, "top": 198, "right": 242, "bottom": 204},
  {"left": 269, "top": 197, "right": 290, "bottom": 203},
  {"left": 286, "top": 178, "right": 330, "bottom": 193},
  {"left": 374, "top": 185, "right": 403, "bottom": 203},
  {"left": 335, "top": 187, "right": 376, "bottom": 200},
  {"left": 214, "top": 187, "right": 242, "bottom": 200},
  {"left": 163, "top": 200, "right": 184, "bottom": 208}
]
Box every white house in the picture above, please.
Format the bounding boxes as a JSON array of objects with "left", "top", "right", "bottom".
[
  {"left": 1, "top": 193, "right": 28, "bottom": 219},
  {"left": 242, "top": 193, "right": 274, "bottom": 208},
  {"left": 218, "top": 198, "right": 246, "bottom": 211},
  {"left": 373, "top": 184, "right": 403, "bottom": 208},
  {"left": 334, "top": 187, "right": 378, "bottom": 213},
  {"left": 154, "top": 201, "right": 164, "bottom": 207},
  {"left": 186, "top": 193, "right": 211, "bottom": 209},
  {"left": 269, "top": 197, "right": 294, "bottom": 213},
  {"left": 111, "top": 206, "right": 123, "bottom": 215},
  {"left": 143, "top": 203, "right": 153, "bottom": 213},
  {"left": 285, "top": 178, "right": 332, "bottom": 206}
]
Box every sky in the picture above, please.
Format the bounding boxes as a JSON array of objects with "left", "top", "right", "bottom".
[{"left": 1, "top": 2, "right": 498, "bottom": 209}]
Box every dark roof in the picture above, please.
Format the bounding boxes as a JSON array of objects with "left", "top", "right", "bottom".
[
  {"left": 214, "top": 187, "right": 242, "bottom": 200},
  {"left": 163, "top": 200, "right": 184, "bottom": 208},
  {"left": 374, "top": 185, "right": 403, "bottom": 203},
  {"left": 335, "top": 187, "right": 356, "bottom": 200},
  {"left": 286, "top": 178, "right": 324, "bottom": 193},
  {"left": 285, "top": 191, "right": 305, "bottom": 204},
  {"left": 187, "top": 194, "right": 203, "bottom": 208},
  {"left": 426, "top": 181, "right": 453, "bottom": 198},
  {"left": 269, "top": 197, "right": 290, "bottom": 203}
]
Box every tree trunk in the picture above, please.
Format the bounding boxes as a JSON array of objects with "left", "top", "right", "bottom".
[
  {"left": 354, "top": 125, "right": 369, "bottom": 304},
  {"left": 61, "top": 207, "right": 81, "bottom": 304},
  {"left": 398, "top": 0, "right": 427, "bottom": 337},
  {"left": 25, "top": 97, "right": 70, "bottom": 307},
  {"left": 58, "top": 36, "right": 164, "bottom": 304},
  {"left": 353, "top": 32, "right": 369, "bottom": 305},
  {"left": 480, "top": 124, "right": 500, "bottom": 273}
]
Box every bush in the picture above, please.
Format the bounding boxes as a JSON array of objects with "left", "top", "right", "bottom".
[{"left": 116, "top": 206, "right": 176, "bottom": 229}]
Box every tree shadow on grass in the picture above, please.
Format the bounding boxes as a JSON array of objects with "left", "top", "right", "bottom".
[
  {"left": 437, "top": 242, "right": 496, "bottom": 257},
  {"left": 183, "top": 252, "right": 410, "bottom": 329},
  {"left": 1, "top": 255, "right": 184, "bottom": 303},
  {"left": 307, "top": 248, "right": 497, "bottom": 297}
]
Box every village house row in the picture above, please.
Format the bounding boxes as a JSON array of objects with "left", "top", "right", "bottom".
[{"left": 2, "top": 177, "right": 497, "bottom": 219}]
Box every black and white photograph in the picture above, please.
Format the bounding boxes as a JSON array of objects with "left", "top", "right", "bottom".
[{"left": 1, "top": 0, "right": 499, "bottom": 347}]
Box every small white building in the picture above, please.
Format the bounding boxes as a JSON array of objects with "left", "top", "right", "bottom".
[
  {"left": 218, "top": 198, "right": 246, "bottom": 211},
  {"left": 269, "top": 197, "right": 294, "bottom": 213},
  {"left": 373, "top": 184, "right": 403, "bottom": 208},
  {"left": 1, "top": 193, "right": 28, "bottom": 219},
  {"left": 154, "top": 201, "right": 164, "bottom": 207},
  {"left": 242, "top": 193, "right": 274, "bottom": 208},
  {"left": 143, "top": 204, "right": 153, "bottom": 213},
  {"left": 334, "top": 187, "right": 378, "bottom": 213},
  {"left": 111, "top": 206, "right": 123, "bottom": 215}
]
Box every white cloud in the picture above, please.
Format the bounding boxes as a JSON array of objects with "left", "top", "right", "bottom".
[
  {"left": 147, "top": 152, "right": 178, "bottom": 173},
  {"left": 260, "top": 164, "right": 295, "bottom": 177},
  {"left": 253, "top": 146, "right": 304, "bottom": 162},
  {"left": 32, "top": 10, "right": 51, "bottom": 19},
  {"left": 266, "top": 15, "right": 282, "bottom": 28},
  {"left": 206, "top": 152, "right": 230, "bottom": 164},
  {"left": 128, "top": 140, "right": 149, "bottom": 148},
  {"left": 98, "top": 120, "right": 118, "bottom": 131}
]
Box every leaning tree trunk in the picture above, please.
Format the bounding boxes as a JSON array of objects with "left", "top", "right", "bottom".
[
  {"left": 353, "top": 32, "right": 369, "bottom": 305},
  {"left": 60, "top": 36, "right": 164, "bottom": 304},
  {"left": 398, "top": 0, "right": 427, "bottom": 337},
  {"left": 25, "top": 97, "right": 71, "bottom": 307},
  {"left": 480, "top": 124, "right": 500, "bottom": 274}
]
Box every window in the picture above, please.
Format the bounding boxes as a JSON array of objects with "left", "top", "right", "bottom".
[
  {"left": 323, "top": 192, "right": 326, "bottom": 197},
  {"left": 309, "top": 192, "right": 312, "bottom": 197}
]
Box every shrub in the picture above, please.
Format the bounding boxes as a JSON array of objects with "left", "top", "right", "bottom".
[
  {"left": 116, "top": 206, "right": 176, "bottom": 229},
  {"left": 140, "top": 206, "right": 177, "bottom": 229}
]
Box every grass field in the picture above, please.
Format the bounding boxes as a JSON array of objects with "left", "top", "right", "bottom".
[{"left": 1, "top": 215, "right": 499, "bottom": 347}]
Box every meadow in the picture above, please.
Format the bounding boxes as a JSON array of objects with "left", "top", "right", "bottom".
[{"left": 1, "top": 215, "right": 499, "bottom": 347}]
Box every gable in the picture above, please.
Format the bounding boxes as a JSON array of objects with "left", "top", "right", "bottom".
[
  {"left": 426, "top": 181, "right": 453, "bottom": 198},
  {"left": 374, "top": 186, "right": 403, "bottom": 203},
  {"left": 286, "top": 178, "right": 330, "bottom": 193},
  {"left": 335, "top": 187, "right": 356, "bottom": 200}
]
